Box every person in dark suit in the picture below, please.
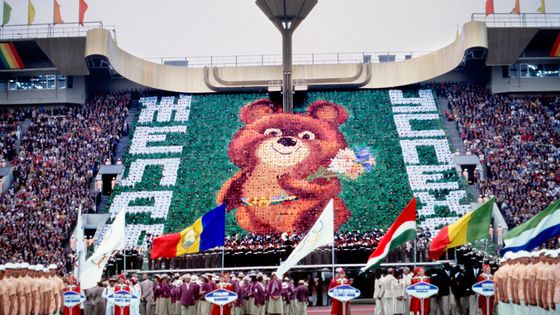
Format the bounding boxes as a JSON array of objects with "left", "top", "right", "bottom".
[
  {"left": 450, "top": 266, "right": 468, "bottom": 315},
  {"left": 464, "top": 258, "right": 482, "bottom": 315},
  {"left": 428, "top": 267, "right": 451, "bottom": 315}
]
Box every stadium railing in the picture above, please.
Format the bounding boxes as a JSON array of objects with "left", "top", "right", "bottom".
[
  {"left": 471, "top": 13, "right": 560, "bottom": 28},
  {"left": 0, "top": 21, "right": 115, "bottom": 40}
]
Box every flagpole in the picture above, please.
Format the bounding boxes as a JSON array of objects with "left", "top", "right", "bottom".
[
  {"left": 331, "top": 239, "right": 335, "bottom": 276},
  {"left": 221, "top": 206, "right": 226, "bottom": 273}
]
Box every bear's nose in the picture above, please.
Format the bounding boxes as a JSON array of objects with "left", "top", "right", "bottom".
[{"left": 277, "top": 137, "right": 297, "bottom": 147}]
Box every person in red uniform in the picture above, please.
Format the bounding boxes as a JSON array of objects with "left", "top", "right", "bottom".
[
  {"left": 410, "top": 267, "right": 430, "bottom": 315},
  {"left": 210, "top": 273, "right": 234, "bottom": 315},
  {"left": 328, "top": 268, "right": 350, "bottom": 315},
  {"left": 114, "top": 274, "right": 131, "bottom": 315},
  {"left": 63, "top": 275, "right": 82, "bottom": 315},
  {"left": 477, "top": 264, "right": 494, "bottom": 315}
]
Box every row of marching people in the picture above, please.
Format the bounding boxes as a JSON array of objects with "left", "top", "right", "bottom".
[
  {"left": 133, "top": 271, "right": 310, "bottom": 315},
  {"left": 494, "top": 249, "right": 560, "bottom": 315},
  {"left": 0, "top": 263, "right": 65, "bottom": 315}
]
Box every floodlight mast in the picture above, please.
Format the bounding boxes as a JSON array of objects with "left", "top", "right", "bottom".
[{"left": 256, "top": 0, "right": 318, "bottom": 113}]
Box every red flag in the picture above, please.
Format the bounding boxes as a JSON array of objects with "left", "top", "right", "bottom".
[
  {"left": 485, "top": 0, "right": 494, "bottom": 16},
  {"left": 53, "top": 0, "right": 63, "bottom": 25},
  {"left": 511, "top": 0, "right": 521, "bottom": 14},
  {"left": 79, "top": 0, "right": 88, "bottom": 26}
]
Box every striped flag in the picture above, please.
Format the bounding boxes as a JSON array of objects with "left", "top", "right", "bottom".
[
  {"left": 550, "top": 32, "right": 560, "bottom": 57},
  {"left": 429, "top": 198, "right": 494, "bottom": 260},
  {"left": 361, "top": 198, "right": 416, "bottom": 271},
  {"left": 151, "top": 204, "right": 226, "bottom": 259},
  {"left": 502, "top": 199, "right": 560, "bottom": 254}
]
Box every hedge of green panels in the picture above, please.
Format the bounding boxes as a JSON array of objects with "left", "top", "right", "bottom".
[{"left": 107, "top": 89, "right": 469, "bottom": 244}]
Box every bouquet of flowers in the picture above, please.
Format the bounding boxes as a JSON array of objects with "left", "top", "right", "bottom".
[{"left": 307, "top": 146, "right": 376, "bottom": 181}]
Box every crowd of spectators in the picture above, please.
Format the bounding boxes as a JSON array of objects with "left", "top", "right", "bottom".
[
  {"left": 0, "top": 109, "right": 26, "bottom": 164},
  {"left": 433, "top": 82, "right": 560, "bottom": 228},
  {"left": 0, "top": 92, "right": 130, "bottom": 270}
]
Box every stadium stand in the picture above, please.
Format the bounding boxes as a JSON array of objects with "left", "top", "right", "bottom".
[
  {"left": 435, "top": 82, "right": 560, "bottom": 228},
  {"left": 0, "top": 93, "right": 130, "bottom": 270}
]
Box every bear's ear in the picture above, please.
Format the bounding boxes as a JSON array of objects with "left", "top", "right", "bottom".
[
  {"left": 307, "top": 101, "right": 349, "bottom": 125},
  {"left": 239, "top": 99, "right": 277, "bottom": 124}
]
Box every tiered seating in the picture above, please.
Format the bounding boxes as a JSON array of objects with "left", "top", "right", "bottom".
[
  {"left": 0, "top": 93, "right": 130, "bottom": 269},
  {"left": 441, "top": 83, "right": 560, "bottom": 228}
]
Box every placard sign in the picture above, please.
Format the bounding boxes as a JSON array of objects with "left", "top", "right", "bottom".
[
  {"left": 205, "top": 289, "right": 238, "bottom": 306},
  {"left": 107, "top": 290, "right": 137, "bottom": 307},
  {"left": 63, "top": 291, "right": 86, "bottom": 307},
  {"left": 406, "top": 282, "right": 439, "bottom": 299},
  {"left": 328, "top": 285, "right": 361, "bottom": 302},
  {"left": 472, "top": 280, "right": 495, "bottom": 297}
]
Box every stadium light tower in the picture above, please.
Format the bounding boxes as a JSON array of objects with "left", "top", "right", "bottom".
[{"left": 256, "top": 0, "right": 318, "bottom": 113}]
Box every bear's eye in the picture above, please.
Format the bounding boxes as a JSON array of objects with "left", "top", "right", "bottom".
[
  {"left": 264, "top": 128, "right": 282, "bottom": 137},
  {"left": 298, "top": 131, "right": 316, "bottom": 140}
]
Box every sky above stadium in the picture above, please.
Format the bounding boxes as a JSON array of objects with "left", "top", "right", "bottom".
[{"left": 4, "top": 0, "right": 560, "bottom": 60}]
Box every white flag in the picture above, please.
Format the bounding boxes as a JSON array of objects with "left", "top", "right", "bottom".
[
  {"left": 79, "top": 209, "right": 126, "bottom": 289},
  {"left": 276, "top": 199, "right": 334, "bottom": 278},
  {"left": 73, "top": 205, "right": 86, "bottom": 279}
]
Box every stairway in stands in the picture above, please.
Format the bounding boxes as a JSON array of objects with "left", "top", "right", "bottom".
[
  {"left": 437, "top": 97, "right": 482, "bottom": 199},
  {"left": 437, "top": 97, "right": 466, "bottom": 154},
  {"left": 112, "top": 100, "right": 139, "bottom": 161}
]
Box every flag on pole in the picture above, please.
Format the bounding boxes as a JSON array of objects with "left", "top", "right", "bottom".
[
  {"left": 73, "top": 206, "right": 86, "bottom": 279},
  {"left": 537, "top": 0, "right": 546, "bottom": 13},
  {"left": 276, "top": 199, "right": 334, "bottom": 278},
  {"left": 53, "top": 0, "right": 63, "bottom": 24},
  {"left": 79, "top": 209, "right": 126, "bottom": 289},
  {"left": 79, "top": 0, "right": 88, "bottom": 26},
  {"left": 428, "top": 198, "right": 494, "bottom": 260},
  {"left": 485, "top": 0, "right": 495, "bottom": 16},
  {"left": 27, "top": 0, "right": 35, "bottom": 25},
  {"left": 502, "top": 199, "right": 560, "bottom": 254},
  {"left": 362, "top": 198, "right": 416, "bottom": 271},
  {"left": 3, "top": 1, "right": 12, "bottom": 25},
  {"left": 511, "top": 0, "right": 521, "bottom": 14},
  {"left": 151, "top": 204, "right": 226, "bottom": 259}
]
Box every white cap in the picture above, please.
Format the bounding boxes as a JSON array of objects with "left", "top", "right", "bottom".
[
  {"left": 48, "top": 264, "right": 57, "bottom": 270},
  {"left": 43, "top": 268, "right": 50, "bottom": 273},
  {"left": 190, "top": 275, "right": 198, "bottom": 282},
  {"left": 0, "top": 265, "right": 5, "bottom": 271},
  {"left": 14, "top": 263, "right": 22, "bottom": 269},
  {"left": 20, "top": 262, "right": 29, "bottom": 269},
  {"left": 5, "top": 263, "right": 15, "bottom": 269},
  {"left": 503, "top": 252, "right": 514, "bottom": 260},
  {"left": 550, "top": 252, "right": 558, "bottom": 258},
  {"left": 35, "top": 264, "right": 44, "bottom": 271}
]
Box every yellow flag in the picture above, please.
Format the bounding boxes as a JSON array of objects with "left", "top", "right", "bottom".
[
  {"left": 28, "top": 0, "right": 35, "bottom": 25},
  {"left": 537, "top": 0, "right": 546, "bottom": 13}
]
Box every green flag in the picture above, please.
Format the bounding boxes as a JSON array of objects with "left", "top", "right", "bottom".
[{"left": 3, "top": 1, "right": 12, "bottom": 26}]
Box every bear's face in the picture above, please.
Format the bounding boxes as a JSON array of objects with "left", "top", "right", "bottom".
[{"left": 228, "top": 99, "right": 349, "bottom": 175}]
